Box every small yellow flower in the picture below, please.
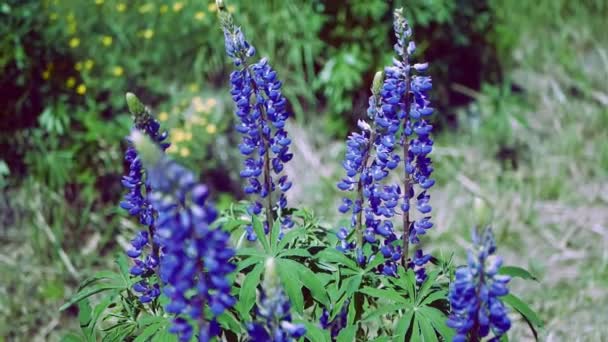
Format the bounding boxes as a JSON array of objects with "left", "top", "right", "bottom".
[
  {"left": 188, "top": 83, "right": 199, "bottom": 93},
  {"left": 74, "top": 62, "right": 83, "bottom": 71},
  {"left": 208, "top": 3, "right": 217, "bottom": 12},
  {"left": 69, "top": 37, "right": 80, "bottom": 48},
  {"left": 141, "top": 29, "right": 154, "bottom": 40},
  {"left": 158, "top": 111, "right": 169, "bottom": 121},
  {"left": 194, "top": 11, "right": 205, "bottom": 21},
  {"left": 76, "top": 84, "right": 87, "bottom": 95},
  {"left": 66, "top": 77, "right": 76, "bottom": 88},
  {"left": 227, "top": 4, "right": 236, "bottom": 13},
  {"left": 116, "top": 3, "right": 126, "bottom": 12},
  {"left": 206, "top": 98, "right": 217, "bottom": 107},
  {"left": 84, "top": 59, "right": 94, "bottom": 70},
  {"left": 206, "top": 123, "right": 217, "bottom": 134},
  {"left": 179, "top": 147, "right": 191, "bottom": 157},
  {"left": 160, "top": 4, "right": 168, "bottom": 13},
  {"left": 102, "top": 35, "right": 113, "bottom": 46},
  {"left": 112, "top": 66, "right": 124, "bottom": 77},
  {"left": 172, "top": 129, "right": 186, "bottom": 142},
  {"left": 173, "top": 2, "right": 184, "bottom": 12},
  {"left": 95, "top": 0, "right": 104, "bottom": 4},
  {"left": 42, "top": 70, "right": 51, "bottom": 80}
]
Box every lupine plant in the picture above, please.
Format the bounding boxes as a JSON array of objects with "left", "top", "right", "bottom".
[{"left": 61, "top": 2, "right": 542, "bottom": 341}]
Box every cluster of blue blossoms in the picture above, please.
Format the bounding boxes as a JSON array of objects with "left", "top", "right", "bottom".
[
  {"left": 319, "top": 301, "right": 349, "bottom": 339},
  {"left": 247, "top": 258, "right": 306, "bottom": 341},
  {"left": 121, "top": 93, "right": 170, "bottom": 303},
  {"left": 447, "top": 228, "right": 512, "bottom": 342},
  {"left": 221, "top": 13, "right": 294, "bottom": 240},
  {"left": 336, "top": 9, "right": 434, "bottom": 281},
  {"left": 131, "top": 131, "right": 236, "bottom": 342}
]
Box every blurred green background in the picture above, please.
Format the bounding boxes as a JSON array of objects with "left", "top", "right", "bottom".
[{"left": 1, "top": 0, "right": 607, "bottom": 340}]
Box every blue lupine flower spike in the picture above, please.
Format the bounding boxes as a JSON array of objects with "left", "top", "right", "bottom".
[
  {"left": 247, "top": 258, "right": 306, "bottom": 342},
  {"left": 447, "top": 228, "right": 511, "bottom": 342},
  {"left": 121, "top": 92, "right": 170, "bottom": 303},
  {"left": 131, "top": 131, "right": 236, "bottom": 342},
  {"left": 219, "top": 3, "right": 295, "bottom": 241}
]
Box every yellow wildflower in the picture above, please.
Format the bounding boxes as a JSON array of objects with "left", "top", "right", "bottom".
[
  {"left": 74, "top": 62, "right": 83, "bottom": 71},
  {"left": 84, "top": 59, "right": 94, "bottom": 70},
  {"left": 76, "top": 84, "right": 87, "bottom": 95},
  {"left": 66, "top": 77, "right": 76, "bottom": 88},
  {"left": 141, "top": 29, "right": 154, "bottom": 40},
  {"left": 112, "top": 66, "right": 124, "bottom": 77},
  {"left": 42, "top": 70, "right": 51, "bottom": 80},
  {"left": 206, "top": 98, "right": 217, "bottom": 107},
  {"left": 95, "top": 0, "right": 104, "bottom": 4},
  {"left": 227, "top": 4, "right": 236, "bottom": 13},
  {"left": 184, "top": 131, "right": 192, "bottom": 140},
  {"left": 179, "top": 147, "right": 191, "bottom": 157},
  {"left": 194, "top": 11, "right": 205, "bottom": 21},
  {"left": 188, "top": 83, "right": 199, "bottom": 93},
  {"left": 172, "top": 129, "right": 186, "bottom": 142},
  {"left": 166, "top": 143, "right": 177, "bottom": 154},
  {"left": 158, "top": 112, "right": 169, "bottom": 121},
  {"left": 206, "top": 123, "right": 217, "bottom": 134},
  {"left": 173, "top": 2, "right": 184, "bottom": 12},
  {"left": 69, "top": 37, "right": 80, "bottom": 48},
  {"left": 116, "top": 3, "right": 126, "bottom": 12},
  {"left": 160, "top": 4, "right": 168, "bottom": 13},
  {"left": 102, "top": 35, "right": 113, "bottom": 46},
  {"left": 208, "top": 2, "right": 217, "bottom": 12}
]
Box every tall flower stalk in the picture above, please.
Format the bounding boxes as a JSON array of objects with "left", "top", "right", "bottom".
[
  {"left": 120, "top": 93, "right": 170, "bottom": 302},
  {"left": 337, "top": 9, "right": 435, "bottom": 278},
  {"left": 218, "top": 5, "right": 294, "bottom": 240},
  {"left": 447, "top": 228, "right": 512, "bottom": 342},
  {"left": 131, "top": 131, "right": 236, "bottom": 342}
]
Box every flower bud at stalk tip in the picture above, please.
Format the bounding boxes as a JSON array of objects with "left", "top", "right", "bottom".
[{"left": 125, "top": 92, "right": 145, "bottom": 117}]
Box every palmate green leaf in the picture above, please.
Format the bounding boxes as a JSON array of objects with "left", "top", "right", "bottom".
[
  {"left": 364, "top": 254, "right": 385, "bottom": 271},
  {"left": 252, "top": 215, "right": 270, "bottom": 252},
  {"left": 277, "top": 225, "right": 306, "bottom": 250},
  {"left": 276, "top": 260, "right": 304, "bottom": 313},
  {"left": 336, "top": 324, "right": 357, "bottom": 342},
  {"left": 418, "top": 307, "right": 454, "bottom": 340},
  {"left": 417, "top": 313, "right": 439, "bottom": 342},
  {"left": 361, "top": 304, "right": 402, "bottom": 322},
  {"left": 280, "top": 258, "right": 329, "bottom": 306},
  {"left": 60, "top": 283, "right": 125, "bottom": 311},
  {"left": 499, "top": 266, "right": 539, "bottom": 282},
  {"left": 133, "top": 319, "right": 166, "bottom": 342},
  {"left": 87, "top": 294, "right": 117, "bottom": 338},
  {"left": 237, "top": 263, "right": 264, "bottom": 319},
  {"left": 237, "top": 247, "right": 267, "bottom": 258},
  {"left": 270, "top": 219, "right": 281, "bottom": 253},
  {"left": 78, "top": 300, "right": 94, "bottom": 342},
  {"left": 418, "top": 289, "right": 447, "bottom": 307},
  {"left": 502, "top": 293, "right": 543, "bottom": 338},
  {"left": 395, "top": 309, "right": 414, "bottom": 340},
  {"left": 302, "top": 321, "right": 331, "bottom": 342},
  {"left": 359, "top": 287, "right": 408, "bottom": 304},
  {"left": 316, "top": 248, "right": 359, "bottom": 270},
  {"left": 278, "top": 248, "right": 311, "bottom": 258},
  {"left": 236, "top": 255, "right": 265, "bottom": 273},
  {"left": 217, "top": 310, "right": 243, "bottom": 334}
]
